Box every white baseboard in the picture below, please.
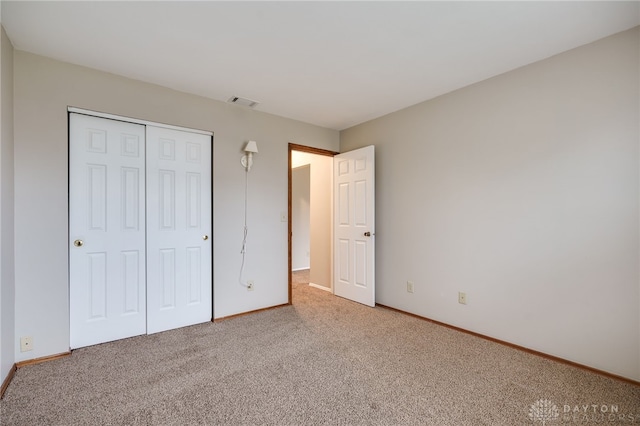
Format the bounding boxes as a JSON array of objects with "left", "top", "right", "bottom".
[
  {"left": 292, "top": 267, "right": 310, "bottom": 272},
  {"left": 309, "top": 282, "right": 332, "bottom": 292}
]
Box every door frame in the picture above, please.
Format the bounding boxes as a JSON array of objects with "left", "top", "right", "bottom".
[{"left": 288, "top": 143, "right": 339, "bottom": 304}]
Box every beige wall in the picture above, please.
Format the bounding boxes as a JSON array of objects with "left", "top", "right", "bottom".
[
  {"left": 341, "top": 27, "right": 640, "bottom": 380},
  {"left": 292, "top": 151, "right": 333, "bottom": 290},
  {"left": 291, "top": 165, "right": 311, "bottom": 271},
  {"left": 0, "top": 25, "right": 15, "bottom": 383},
  {"left": 13, "top": 51, "right": 338, "bottom": 362}
]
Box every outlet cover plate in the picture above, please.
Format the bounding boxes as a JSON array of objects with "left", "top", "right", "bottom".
[
  {"left": 407, "top": 281, "right": 414, "bottom": 293},
  {"left": 20, "top": 336, "right": 33, "bottom": 352}
]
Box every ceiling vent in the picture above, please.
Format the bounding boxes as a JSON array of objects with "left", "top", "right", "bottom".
[{"left": 227, "top": 96, "right": 259, "bottom": 108}]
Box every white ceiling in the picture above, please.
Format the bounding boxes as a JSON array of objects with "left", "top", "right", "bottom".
[{"left": 2, "top": 1, "right": 639, "bottom": 130}]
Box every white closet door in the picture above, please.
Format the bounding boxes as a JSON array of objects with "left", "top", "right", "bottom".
[
  {"left": 146, "top": 126, "right": 212, "bottom": 334},
  {"left": 69, "top": 114, "right": 147, "bottom": 349}
]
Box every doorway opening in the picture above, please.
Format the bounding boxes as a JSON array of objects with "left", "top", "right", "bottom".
[{"left": 288, "top": 144, "right": 338, "bottom": 303}]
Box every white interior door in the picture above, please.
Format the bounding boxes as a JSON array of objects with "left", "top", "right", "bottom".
[
  {"left": 69, "top": 113, "right": 147, "bottom": 349},
  {"left": 146, "top": 126, "right": 212, "bottom": 334},
  {"left": 333, "top": 145, "right": 375, "bottom": 306}
]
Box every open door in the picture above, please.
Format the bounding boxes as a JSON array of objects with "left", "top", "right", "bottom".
[{"left": 333, "top": 145, "right": 375, "bottom": 307}]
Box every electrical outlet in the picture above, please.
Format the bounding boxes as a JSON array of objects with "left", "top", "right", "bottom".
[
  {"left": 458, "top": 292, "right": 467, "bottom": 305},
  {"left": 20, "top": 336, "right": 33, "bottom": 352},
  {"left": 406, "top": 281, "right": 414, "bottom": 293},
  {"left": 247, "top": 281, "right": 254, "bottom": 291}
]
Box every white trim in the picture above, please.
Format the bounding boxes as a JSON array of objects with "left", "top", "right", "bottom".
[
  {"left": 68, "top": 107, "right": 213, "bottom": 136},
  {"left": 309, "top": 282, "right": 331, "bottom": 292},
  {"left": 292, "top": 267, "right": 310, "bottom": 272}
]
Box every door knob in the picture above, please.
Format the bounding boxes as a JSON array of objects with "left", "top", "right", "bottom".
[
  {"left": 364, "top": 232, "right": 371, "bottom": 237},
  {"left": 73, "top": 239, "right": 84, "bottom": 247},
  {"left": 203, "top": 235, "right": 209, "bottom": 241}
]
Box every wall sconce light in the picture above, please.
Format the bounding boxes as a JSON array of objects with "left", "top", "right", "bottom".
[
  {"left": 239, "top": 140, "right": 259, "bottom": 289},
  {"left": 241, "top": 140, "right": 259, "bottom": 171}
]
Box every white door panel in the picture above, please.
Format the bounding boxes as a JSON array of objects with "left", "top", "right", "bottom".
[
  {"left": 69, "top": 113, "right": 147, "bottom": 349},
  {"left": 146, "top": 126, "right": 212, "bottom": 334},
  {"left": 334, "top": 145, "right": 375, "bottom": 306}
]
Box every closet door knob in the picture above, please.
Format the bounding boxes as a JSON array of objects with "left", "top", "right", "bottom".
[
  {"left": 73, "top": 239, "right": 84, "bottom": 247},
  {"left": 203, "top": 235, "right": 209, "bottom": 241}
]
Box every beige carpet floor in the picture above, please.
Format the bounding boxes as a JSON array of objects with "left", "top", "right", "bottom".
[{"left": 1, "top": 273, "right": 638, "bottom": 425}]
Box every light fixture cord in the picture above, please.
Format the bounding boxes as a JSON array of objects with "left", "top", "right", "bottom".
[{"left": 238, "top": 165, "right": 250, "bottom": 287}]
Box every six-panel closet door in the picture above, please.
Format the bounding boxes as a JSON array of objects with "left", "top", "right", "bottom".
[
  {"left": 69, "top": 113, "right": 212, "bottom": 349},
  {"left": 146, "top": 126, "right": 212, "bottom": 334},
  {"left": 69, "top": 114, "right": 147, "bottom": 349}
]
